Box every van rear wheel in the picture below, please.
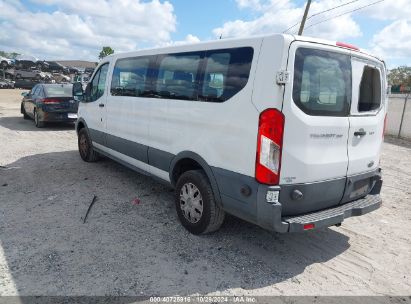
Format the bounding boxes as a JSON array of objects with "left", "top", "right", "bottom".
[
  {"left": 78, "top": 128, "right": 99, "bottom": 162},
  {"left": 175, "top": 170, "right": 225, "bottom": 235}
]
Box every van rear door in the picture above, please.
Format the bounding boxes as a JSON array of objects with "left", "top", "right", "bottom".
[
  {"left": 348, "top": 57, "right": 385, "bottom": 175},
  {"left": 342, "top": 56, "right": 386, "bottom": 202},
  {"left": 280, "top": 42, "right": 352, "bottom": 215}
]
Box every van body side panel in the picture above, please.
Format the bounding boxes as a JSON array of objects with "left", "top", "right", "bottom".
[
  {"left": 211, "top": 167, "right": 259, "bottom": 223},
  {"left": 149, "top": 38, "right": 262, "bottom": 179},
  {"left": 252, "top": 35, "right": 293, "bottom": 112}
]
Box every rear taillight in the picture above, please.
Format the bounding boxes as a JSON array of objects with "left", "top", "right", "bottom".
[
  {"left": 42, "top": 98, "right": 61, "bottom": 104},
  {"left": 383, "top": 114, "right": 387, "bottom": 138},
  {"left": 255, "top": 109, "right": 285, "bottom": 185}
]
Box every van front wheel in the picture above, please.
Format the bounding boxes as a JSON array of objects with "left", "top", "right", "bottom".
[
  {"left": 78, "top": 128, "right": 99, "bottom": 162},
  {"left": 175, "top": 170, "right": 225, "bottom": 235}
]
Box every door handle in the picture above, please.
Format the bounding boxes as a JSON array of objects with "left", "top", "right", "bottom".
[
  {"left": 99, "top": 103, "right": 105, "bottom": 108},
  {"left": 354, "top": 130, "right": 366, "bottom": 137}
]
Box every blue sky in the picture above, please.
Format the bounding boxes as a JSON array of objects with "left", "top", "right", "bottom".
[{"left": 1, "top": 0, "right": 410, "bottom": 68}]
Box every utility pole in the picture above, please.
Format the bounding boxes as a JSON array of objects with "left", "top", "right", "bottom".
[{"left": 298, "top": 0, "right": 312, "bottom": 36}]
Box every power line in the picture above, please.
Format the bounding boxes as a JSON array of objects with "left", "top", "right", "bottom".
[
  {"left": 283, "top": 0, "right": 362, "bottom": 33},
  {"left": 303, "top": 0, "right": 385, "bottom": 31}
]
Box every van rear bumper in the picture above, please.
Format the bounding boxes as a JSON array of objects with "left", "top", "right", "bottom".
[
  {"left": 256, "top": 178, "right": 382, "bottom": 233},
  {"left": 283, "top": 190, "right": 382, "bottom": 232}
]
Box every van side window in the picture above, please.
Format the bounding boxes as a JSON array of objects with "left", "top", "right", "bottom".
[
  {"left": 111, "top": 57, "right": 150, "bottom": 97},
  {"left": 200, "top": 47, "right": 254, "bottom": 102},
  {"left": 293, "top": 48, "right": 352, "bottom": 116},
  {"left": 358, "top": 66, "right": 381, "bottom": 112},
  {"left": 90, "top": 63, "right": 109, "bottom": 102},
  {"left": 153, "top": 53, "right": 202, "bottom": 100}
]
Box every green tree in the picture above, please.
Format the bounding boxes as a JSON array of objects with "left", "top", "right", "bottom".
[
  {"left": 98, "top": 46, "right": 114, "bottom": 60},
  {"left": 0, "top": 51, "right": 20, "bottom": 59},
  {"left": 388, "top": 66, "right": 411, "bottom": 86}
]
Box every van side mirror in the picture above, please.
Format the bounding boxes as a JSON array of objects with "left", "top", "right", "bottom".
[
  {"left": 83, "top": 83, "right": 92, "bottom": 102},
  {"left": 72, "top": 82, "right": 83, "bottom": 97}
]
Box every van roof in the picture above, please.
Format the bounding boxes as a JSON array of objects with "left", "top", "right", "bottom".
[{"left": 105, "top": 33, "right": 384, "bottom": 65}]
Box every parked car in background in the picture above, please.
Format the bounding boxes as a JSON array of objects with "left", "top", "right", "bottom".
[
  {"left": 43, "top": 61, "right": 69, "bottom": 74},
  {"left": 0, "top": 78, "right": 14, "bottom": 88},
  {"left": 73, "top": 74, "right": 90, "bottom": 89},
  {"left": 14, "top": 68, "right": 48, "bottom": 81},
  {"left": 67, "top": 67, "right": 81, "bottom": 75},
  {"left": 0, "top": 56, "right": 14, "bottom": 68},
  {"left": 14, "top": 79, "right": 37, "bottom": 90},
  {"left": 52, "top": 73, "right": 71, "bottom": 83},
  {"left": 21, "top": 83, "right": 77, "bottom": 128},
  {"left": 84, "top": 67, "right": 95, "bottom": 75}
]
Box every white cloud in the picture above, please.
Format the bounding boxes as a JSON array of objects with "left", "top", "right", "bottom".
[
  {"left": 0, "top": 0, "right": 177, "bottom": 60},
  {"left": 158, "top": 34, "right": 201, "bottom": 47},
  {"left": 236, "top": 0, "right": 265, "bottom": 10},
  {"left": 214, "top": 0, "right": 361, "bottom": 41},
  {"left": 361, "top": 0, "right": 411, "bottom": 21},
  {"left": 371, "top": 19, "right": 411, "bottom": 60}
]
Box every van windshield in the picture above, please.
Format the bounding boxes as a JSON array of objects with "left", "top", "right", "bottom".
[{"left": 293, "top": 48, "right": 352, "bottom": 116}]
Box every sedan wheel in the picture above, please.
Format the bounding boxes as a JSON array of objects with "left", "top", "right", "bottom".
[{"left": 34, "top": 110, "right": 45, "bottom": 128}]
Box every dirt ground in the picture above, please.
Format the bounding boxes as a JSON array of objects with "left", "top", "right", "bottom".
[{"left": 0, "top": 88, "right": 410, "bottom": 297}]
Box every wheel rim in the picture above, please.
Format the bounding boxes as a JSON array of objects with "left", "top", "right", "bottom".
[
  {"left": 180, "top": 183, "right": 203, "bottom": 224},
  {"left": 79, "top": 134, "right": 88, "bottom": 158}
]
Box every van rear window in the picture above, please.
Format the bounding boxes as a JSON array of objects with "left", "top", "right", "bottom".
[
  {"left": 358, "top": 66, "right": 381, "bottom": 112},
  {"left": 293, "top": 48, "right": 352, "bottom": 116}
]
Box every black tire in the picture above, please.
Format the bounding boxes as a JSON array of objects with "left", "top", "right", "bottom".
[
  {"left": 175, "top": 170, "right": 225, "bottom": 235},
  {"left": 34, "top": 109, "right": 45, "bottom": 128},
  {"left": 21, "top": 104, "right": 30, "bottom": 119},
  {"left": 78, "top": 128, "right": 100, "bottom": 162}
]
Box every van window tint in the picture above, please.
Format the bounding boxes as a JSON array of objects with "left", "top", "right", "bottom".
[
  {"left": 111, "top": 57, "right": 150, "bottom": 97},
  {"left": 293, "top": 48, "right": 351, "bottom": 116},
  {"left": 200, "top": 47, "right": 254, "bottom": 102},
  {"left": 154, "top": 53, "right": 202, "bottom": 100},
  {"left": 358, "top": 66, "right": 381, "bottom": 112}
]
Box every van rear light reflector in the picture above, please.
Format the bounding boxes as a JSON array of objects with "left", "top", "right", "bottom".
[
  {"left": 255, "top": 109, "right": 285, "bottom": 185},
  {"left": 336, "top": 42, "right": 359, "bottom": 51},
  {"left": 303, "top": 223, "right": 315, "bottom": 231}
]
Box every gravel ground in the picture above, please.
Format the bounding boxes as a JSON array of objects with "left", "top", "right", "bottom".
[{"left": 0, "top": 89, "right": 410, "bottom": 296}]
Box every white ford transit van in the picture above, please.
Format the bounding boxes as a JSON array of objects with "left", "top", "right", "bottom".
[{"left": 73, "top": 34, "right": 385, "bottom": 235}]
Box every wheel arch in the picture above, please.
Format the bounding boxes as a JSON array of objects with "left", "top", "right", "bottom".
[
  {"left": 170, "top": 151, "right": 222, "bottom": 207},
  {"left": 75, "top": 118, "right": 89, "bottom": 135}
]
